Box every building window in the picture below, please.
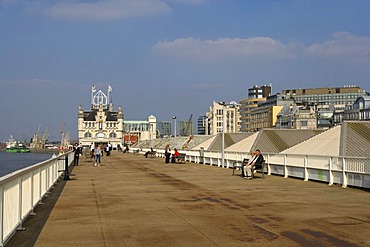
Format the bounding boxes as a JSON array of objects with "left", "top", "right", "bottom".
[
  {"left": 109, "top": 132, "right": 117, "bottom": 138},
  {"left": 84, "top": 132, "right": 92, "bottom": 138}
]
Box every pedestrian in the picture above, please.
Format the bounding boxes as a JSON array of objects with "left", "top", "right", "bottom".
[
  {"left": 90, "top": 142, "right": 95, "bottom": 158},
  {"left": 94, "top": 146, "right": 101, "bottom": 167},
  {"left": 164, "top": 144, "right": 171, "bottom": 164},
  {"left": 73, "top": 143, "right": 80, "bottom": 166}
]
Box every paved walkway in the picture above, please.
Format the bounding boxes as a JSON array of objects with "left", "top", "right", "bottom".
[{"left": 8, "top": 152, "right": 370, "bottom": 247}]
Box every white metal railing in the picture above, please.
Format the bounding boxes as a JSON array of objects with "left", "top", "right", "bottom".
[
  {"left": 150, "top": 148, "right": 370, "bottom": 189},
  {"left": 0, "top": 151, "right": 74, "bottom": 246}
]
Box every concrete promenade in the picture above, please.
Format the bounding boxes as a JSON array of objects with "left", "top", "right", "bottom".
[{"left": 8, "top": 152, "right": 370, "bottom": 247}]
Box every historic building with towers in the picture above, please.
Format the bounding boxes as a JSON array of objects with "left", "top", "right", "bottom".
[{"left": 78, "top": 85, "right": 124, "bottom": 149}]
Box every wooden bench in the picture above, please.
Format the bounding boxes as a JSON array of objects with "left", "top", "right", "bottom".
[
  {"left": 251, "top": 160, "right": 266, "bottom": 179},
  {"left": 232, "top": 159, "right": 248, "bottom": 176},
  {"left": 85, "top": 152, "right": 93, "bottom": 162},
  {"left": 174, "top": 153, "right": 186, "bottom": 163},
  {"left": 149, "top": 151, "right": 156, "bottom": 158}
]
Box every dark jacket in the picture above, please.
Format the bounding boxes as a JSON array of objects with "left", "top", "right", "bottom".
[{"left": 253, "top": 154, "right": 264, "bottom": 166}]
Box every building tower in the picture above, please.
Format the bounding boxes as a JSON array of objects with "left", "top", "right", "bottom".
[{"left": 78, "top": 85, "right": 124, "bottom": 149}]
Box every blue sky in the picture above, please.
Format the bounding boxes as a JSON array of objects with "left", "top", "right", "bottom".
[{"left": 1, "top": 0, "right": 370, "bottom": 141}]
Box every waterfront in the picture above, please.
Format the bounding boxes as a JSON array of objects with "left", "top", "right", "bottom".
[
  {"left": 0, "top": 152, "right": 53, "bottom": 177},
  {"left": 8, "top": 153, "right": 370, "bottom": 247}
]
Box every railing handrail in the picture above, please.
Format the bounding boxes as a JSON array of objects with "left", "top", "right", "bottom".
[{"left": 0, "top": 151, "right": 74, "bottom": 246}]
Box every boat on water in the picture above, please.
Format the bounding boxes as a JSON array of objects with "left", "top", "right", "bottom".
[
  {"left": 6, "top": 144, "right": 30, "bottom": 153},
  {"left": 5, "top": 135, "right": 30, "bottom": 153}
]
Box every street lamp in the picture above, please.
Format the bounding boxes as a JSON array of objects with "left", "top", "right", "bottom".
[
  {"left": 150, "top": 124, "right": 153, "bottom": 148},
  {"left": 172, "top": 116, "right": 177, "bottom": 148},
  {"left": 218, "top": 102, "right": 226, "bottom": 168}
]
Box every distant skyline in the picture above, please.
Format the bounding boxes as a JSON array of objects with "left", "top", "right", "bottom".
[{"left": 1, "top": 0, "right": 370, "bottom": 141}]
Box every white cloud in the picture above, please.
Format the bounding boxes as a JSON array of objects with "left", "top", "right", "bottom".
[
  {"left": 43, "top": 0, "right": 171, "bottom": 21},
  {"left": 152, "top": 37, "right": 300, "bottom": 63},
  {"left": 305, "top": 32, "right": 370, "bottom": 63},
  {"left": 152, "top": 33, "right": 370, "bottom": 65}
]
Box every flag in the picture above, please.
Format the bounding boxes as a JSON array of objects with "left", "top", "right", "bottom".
[
  {"left": 108, "top": 84, "right": 113, "bottom": 93},
  {"left": 92, "top": 85, "right": 96, "bottom": 93}
]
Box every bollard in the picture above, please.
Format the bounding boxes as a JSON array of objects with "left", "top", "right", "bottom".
[{"left": 64, "top": 155, "right": 70, "bottom": 180}]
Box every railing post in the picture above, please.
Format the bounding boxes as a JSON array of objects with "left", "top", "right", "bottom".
[
  {"left": 284, "top": 155, "right": 288, "bottom": 178},
  {"left": 329, "top": 157, "right": 333, "bottom": 186},
  {"left": 63, "top": 155, "right": 70, "bottom": 180},
  {"left": 17, "top": 177, "right": 25, "bottom": 231},
  {"left": 342, "top": 157, "right": 347, "bottom": 188},
  {"left": 0, "top": 185, "right": 4, "bottom": 247},
  {"left": 38, "top": 167, "right": 43, "bottom": 205},
  {"left": 30, "top": 171, "right": 36, "bottom": 216},
  {"left": 304, "top": 155, "right": 308, "bottom": 181}
]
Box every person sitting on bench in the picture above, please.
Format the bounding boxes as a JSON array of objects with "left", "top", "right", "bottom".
[
  {"left": 243, "top": 149, "right": 264, "bottom": 179},
  {"left": 144, "top": 147, "right": 153, "bottom": 158},
  {"left": 242, "top": 151, "right": 255, "bottom": 178},
  {"left": 171, "top": 148, "right": 180, "bottom": 163}
]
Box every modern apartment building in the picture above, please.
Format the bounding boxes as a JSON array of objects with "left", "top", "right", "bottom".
[
  {"left": 335, "top": 96, "right": 370, "bottom": 122},
  {"left": 157, "top": 121, "right": 172, "bottom": 137},
  {"left": 276, "top": 105, "right": 317, "bottom": 129},
  {"left": 249, "top": 94, "right": 293, "bottom": 131},
  {"left": 197, "top": 115, "right": 207, "bottom": 135},
  {"left": 179, "top": 120, "right": 193, "bottom": 136},
  {"left": 239, "top": 85, "right": 271, "bottom": 132},
  {"left": 205, "top": 101, "right": 240, "bottom": 135},
  {"left": 281, "top": 85, "right": 367, "bottom": 128}
]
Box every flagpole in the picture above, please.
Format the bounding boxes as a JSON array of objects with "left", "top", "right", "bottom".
[{"left": 91, "top": 85, "right": 95, "bottom": 108}]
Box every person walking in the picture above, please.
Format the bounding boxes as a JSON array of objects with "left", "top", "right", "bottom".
[
  {"left": 73, "top": 143, "right": 80, "bottom": 166},
  {"left": 90, "top": 142, "right": 95, "bottom": 158},
  {"left": 94, "top": 146, "right": 101, "bottom": 167}
]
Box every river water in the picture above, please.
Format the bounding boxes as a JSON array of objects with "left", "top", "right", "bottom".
[{"left": 0, "top": 152, "right": 53, "bottom": 177}]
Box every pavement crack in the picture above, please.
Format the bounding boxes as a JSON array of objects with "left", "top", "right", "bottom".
[
  {"left": 166, "top": 206, "right": 221, "bottom": 246},
  {"left": 89, "top": 167, "right": 108, "bottom": 247}
]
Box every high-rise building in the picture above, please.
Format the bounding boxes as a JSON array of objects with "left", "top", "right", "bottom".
[
  {"left": 335, "top": 95, "right": 370, "bottom": 122},
  {"left": 205, "top": 101, "right": 240, "bottom": 135},
  {"left": 249, "top": 94, "right": 292, "bottom": 131},
  {"left": 179, "top": 120, "right": 193, "bottom": 136},
  {"left": 281, "top": 85, "right": 367, "bottom": 128},
  {"left": 157, "top": 121, "right": 172, "bottom": 137},
  {"left": 197, "top": 115, "right": 207, "bottom": 135},
  {"left": 240, "top": 85, "right": 272, "bottom": 132}
]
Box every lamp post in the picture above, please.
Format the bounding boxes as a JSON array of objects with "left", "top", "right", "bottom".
[
  {"left": 218, "top": 102, "right": 226, "bottom": 168},
  {"left": 150, "top": 124, "right": 153, "bottom": 148},
  {"left": 172, "top": 116, "right": 177, "bottom": 148}
]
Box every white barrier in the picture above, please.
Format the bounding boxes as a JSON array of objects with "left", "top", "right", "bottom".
[
  {"left": 0, "top": 151, "right": 74, "bottom": 246},
  {"left": 181, "top": 150, "right": 370, "bottom": 189}
]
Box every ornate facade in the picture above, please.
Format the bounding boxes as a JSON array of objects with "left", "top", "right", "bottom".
[{"left": 78, "top": 85, "right": 124, "bottom": 148}]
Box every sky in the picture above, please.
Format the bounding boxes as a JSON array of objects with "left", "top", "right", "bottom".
[{"left": 1, "top": 0, "right": 370, "bottom": 142}]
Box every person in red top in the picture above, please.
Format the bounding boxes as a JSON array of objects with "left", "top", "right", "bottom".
[{"left": 171, "top": 148, "right": 180, "bottom": 163}]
